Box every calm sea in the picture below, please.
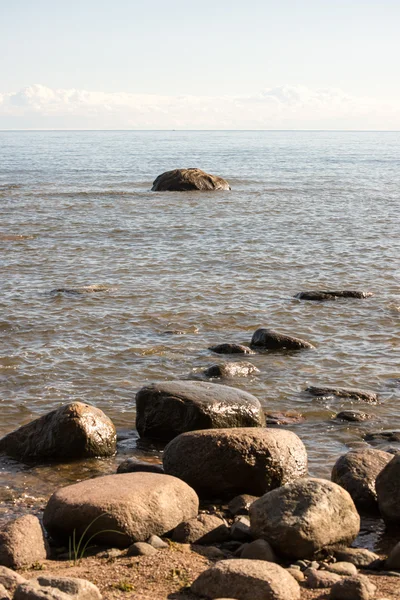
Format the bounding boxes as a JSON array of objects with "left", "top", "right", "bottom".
[{"left": 1, "top": 131, "right": 399, "bottom": 535}]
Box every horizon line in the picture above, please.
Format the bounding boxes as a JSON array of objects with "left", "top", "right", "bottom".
[{"left": 1, "top": 129, "right": 400, "bottom": 133}]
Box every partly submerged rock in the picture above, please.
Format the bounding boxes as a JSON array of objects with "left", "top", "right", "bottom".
[
  {"left": 0, "top": 402, "right": 116, "bottom": 461},
  {"left": 116, "top": 458, "right": 164, "bottom": 475},
  {"left": 151, "top": 168, "right": 230, "bottom": 192},
  {"left": 334, "top": 410, "right": 373, "bottom": 422},
  {"left": 203, "top": 362, "right": 259, "bottom": 379},
  {"left": 209, "top": 343, "right": 255, "bottom": 355},
  {"left": 135, "top": 380, "right": 265, "bottom": 441},
  {"left": 163, "top": 428, "right": 308, "bottom": 498},
  {"left": 306, "top": 386, "right": 378, "bottom": 404},
  {"left": 43, "top": 472, "right": 199, "bottom": 547},
  {"left": 295, "top": 290, "right": 373, "bottom": 301},
  {"left": 250, "top": 478, "right": 360, "bottom": 559},
  {"left": 250, "top": 328, "right": 315, "bottom": 351}
]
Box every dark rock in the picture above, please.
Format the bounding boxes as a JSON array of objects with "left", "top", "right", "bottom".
[
  {"left": 43, "top": 472, "right": 199, "bottom": 547},
  {"left": 228, "top": 494, "right": 259, "bottom": 516},
  {"left": 0, "top": 515, "right": 49, "bottom": 568},
  {"left": 151, "top": 168, "right": 230, "bottom": 192},
  {"left": 240, "top": 539, "right": 276, "bottom": 562},
  {"left": 306, "top": 386, "right": 378, "bottom": 404},
  {"left": 171, "top": 514, "right": 230, "bottom": 544},
  {"left": 334, "top": 411, "right": 373, "bottom": 422},
  {"left": 163, "top": 428, "right": 308, "bottom": 498},
  {"left": 203, "top": 362, "right": 259, "bottom": 379},
  {"left": 0, "top": 402, "right": 116, "bottom": 461},
  {"left": 191, "top": 559, "right": 301, "bottom": 600},
  {"left": 117, "top": 458, "right": 164, "bottom": 475},
  {"left": 334, "top": 548, "right": 380, "bottom": 569},
  {"left": 265, "top": 411, "right": 305, "bottom": 425},
  {"left": 365, "top": 430, "right": 400, "bottom": 444},
  {"left": 250, "top": 478, "right": 360, "bottom": 559},
  {"left": 386, "top": 541, "right": 400, "bottom": 570},
  {"left": 126, "top": 542, "right": 157, "bottom": 557},
  {"left": 14, "top": 576, "right": 101, "bottom": 600},
  {"left": 329, "top": 575, "right": 376, "bottom": 600},
  {"left": 136, "top": 380, "right": 265, "bottom": 441},
  {"left": 209, "top": 344, "right": 255, "bottom": 355},
  {"left": 376, "top": 455, "right": 400, "bottom": 523},
  {"left": 295, "top": 290, "right": 373, "bottom": 301},
  {"left": 331, "top": 448, "right": 392, "bottom": 513},
  {"left": 230, "top": 517, "right": 252, "bottom": 542},
  {"left": 250, "top": 328, "right": 315, "bottom": 351}
]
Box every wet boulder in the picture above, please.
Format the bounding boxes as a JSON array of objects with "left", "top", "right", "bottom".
[
  {"left": 365, "top": 430, "right": 400, "bottom": 445},
  {"left": 0, "top": 515, "right": 49, "bottom": 568},
  {"left": 203, "top": 362, "right": 259, "bottom": 379},
  {"left": 334, "top": 410, "right": 373, "bottom": 422},
  {"left": 151, "top": 168, "right": 230, "bottom": 192},
  {"left": 295, "top": 290, "right": 373, "bottom": 301},
  {"left": 376, "top": 455, "right": 400, "bottom": 523},
  {"left": 331, "top": 448, "right": 392, "bottom": 513},
  {"left": 209, "top": 343, "right": 255, "bottom": 355},
  {"left": 163, "top": 428, "right": 308, "bottom": 498},
  {"left": 117, "top": 457, "right": 164, "bottom": 474},
  {"left": 250, "top": 328, "right": 315, "bottom": 351},
  {"left": 136, "top": 381, "right": 265, "bottom": 441},
  {"left": 250, "top": 478, "right": 360, "bottom": 559},
  {"left": 306, "top": 386, "right": 378, "bottom": 404},
  {"left": 43, "top": 472, "right": 199, "bottom": 547},
  {"left": 0, "top": 402, "right": 116, "bottom": 461}
]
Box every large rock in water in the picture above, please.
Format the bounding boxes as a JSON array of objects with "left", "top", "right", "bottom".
[
  {"left": 250, "top": 478, "right": 360, "bottom": 559},
  {"left": 331, "top": 448, "right": 392, "bottom": 513},
  {"left": 136, "top": 381, "right": 265, "bottom": 441},
  {"left": 250, "top": 328, "right": 315, "bottom": 351},
  {"left": 295, "top": 290, "right": 373, "bottom": 301},
  {"left": 376, "top": 454, "right": 400, "bottom": 523},
  {"left": 43, "top": 472, "right": 199, "bottom": 547},
  {"left": 151, "top": 168, "right": 230, "bottom": 191},
  {"left": 163, "top": 428, "right": 308, "bottom": 498},
  {"left": 0, "top": 402, "right": 116, "bottom": 461}
]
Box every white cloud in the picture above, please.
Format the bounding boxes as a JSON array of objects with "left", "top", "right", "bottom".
[{"left": 0, "top": 83, "right": 398, "bottom": 129}]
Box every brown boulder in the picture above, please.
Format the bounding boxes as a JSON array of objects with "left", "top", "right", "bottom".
[
  {"left": 376, "top": 454, "right": 400, "bottom": 523},
  {"left": 171, "top": 514, "right": 230, "bottom": 544},
  {"left": 250, "top": 478, "right": 360, "bottom": 559},
  {"left": 329, "top": 575, "right": 376, "bottom": 600},
  {"left": 43, "top": 472, "right": 199, "bottom": 547},
  {"left": 0, "top": 402, "right": 116, "bottom": 461},
  {"left": 250, "top": 328, "right": 314, "bottom": 351},
  {"left": 151, "top": 168, "right": 230, "bottom": 192},
  {"left": 0, "top": 515, "right": 49, "bottom": 568},
  {"left": 163, "top": 428, "right": 308, "bottom": 498}
]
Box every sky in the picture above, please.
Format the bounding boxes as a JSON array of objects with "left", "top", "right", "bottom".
[{"left": 0, "top": 0, "right": 399, "bottom": 129}]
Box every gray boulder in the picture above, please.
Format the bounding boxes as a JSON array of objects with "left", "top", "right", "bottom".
[
  {"left": 329, "top": 575, "right": 376, "bottom": 600},
  {"left": 305, "top": 568, "right": 342, "bottom": 588},
  {"left": 136, "top": 381, "right": 265, "bottom": 441},
  {"left": 43, "top": 472, "right": 199, "bottom": 547},
  {"left": 0, "top": 402, "right": 116, "bottom": 461},
  {"left": 163, "top": 428, "right": 308, "bottom": 498},
  {"left": 250, "top": 478, "right": 360, "bottom": 559},
  {"left": 250, "top": 328, "right": 314, "bottom": 351},
  {"left": 0, "top": 515, "right": 49, "bottom": 568},
  {"left": 191, "top": 559, "right": 300, "bottom": 600},
  {"left": 14, "top": 577, "right": 101, "bottom": 600},
  {"left": 376, "top": 455, "right": 400, "bottom": 523},
  {"left": 295, "top": 290, "right": 373, "bottom": 301},
  {"left": 228, "top": 494, "right": 259, "bottom": 516},
  {"left": 151, "top": 168, "right": 230, "bottom": 192},
  {"left": 203, "top": 362, "right": 259, "bottom": 379},
  {"left": 240, "top": 539, "right": 276, "bottom": 562},
  {"left": 331, "top": 448, "right": 392, "bottom": 512},
  {"left": 171, "top": 514, "right": 230, "bottom": 544}
]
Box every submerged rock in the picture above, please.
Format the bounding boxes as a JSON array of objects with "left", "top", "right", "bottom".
[
  {"left": 334, "top": 410, "right": 373, "bottom": 422},
  {"left": 43, "top": 472, "right": 199, "bottom": 547},
  {"left": 0, "top": 515, "right": 49, "bottom": 568},
  {"left": 209, "top": 343, "right": 255, "bottom": 355},
  {"left": 250, "top": 328, "right": 315, "bottom": 351},
  {"left": 0, "top": 402, "right": 117, "bottom": 461},
  {"left": 151, "top": 168, "right": 231, "bottom": 192},
  {"left": 163, "top": 428, "right": 308, "bottom": 498},
  {"left": 295, "top": 290, "right": 373, "bottom": 301},
  {"left": 203, "top": 362, "right": 259, "bottom": 379},
  {"left": 250, "top": 478, "right": 360, "bottom": 559},
  {"left": 306, "top": 386, "right": 378, "bottom": 404},
  {"left": 135, "top": 380, "right": 265, "bottom": 441}
]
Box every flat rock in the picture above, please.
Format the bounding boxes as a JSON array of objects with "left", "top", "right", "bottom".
[
  {"left": 171, "top": 514, "right": 230, "bottom": 545},
  {"left": 334, "top": 548, "right": 380, "bottom": 569},
  {"left": 163, "top": 428, "right": 308, "bottom": 498},
  {"left": 335, "top": 410, "right": 374, "bottom": 422},
  {"left": 376, "top": 455, "right": 400, "bottom": 523},
  {"left": 116, "top": 458, "right": 164, "bottom": 474},
  {"left": 14, "top": 576, "right": 101, "bottom": 600},
  {"left": 295, "top": 290, "right": 373, "bottom": 301},
  {"left": 43, "top": 472, "right": 199, "bottom": 547},
  {"left": 228, "top": 494, "right": 259, "bottom": 516},
  {"left": 0, "top": 402, "right": 116, "bottom": 461},
  {"left": 250, "top": 478, "right": 360, "bottom": 559},
  {"left": 330, "top": 575, "right": 377, "bottom": 600},
  {"left": 191, "top": 559, "right": 300, "bottom": 600},
  {"left": 136, "top": 380, "right": 265, "bottom": 441},
  {"left": 331, "top": 448, "right": 392, "bottom": 513},
  {"left": 250, "top": 328, "right": 315, "bottom": 351},
  {"left": 209, "top": 343, "right": 255, "bottom": 355},
  {"left": 0, "top": 515, "right": 49, "bottom": 568},
  {"left": 240, "top": 539, "right": 276, "bottom": 562},
  {"left": 0, "top": 566, "right": 27, "bottom": 590},
  {"left": 151, "top": 168, "right": 230, "bottom": 192},
  {"left": 305, "top": 568, "right": 342, "bottom": 588},
  {"left": 203, "top": 362, "right": 259, "bottom": 379},
  {"left": 307, "top": 386, "right": 378, "bottom": 404}
]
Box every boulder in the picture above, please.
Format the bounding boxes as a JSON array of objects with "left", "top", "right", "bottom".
[
  {"left": 334, "top": 411, "right": 373, "bottom": 422},
  {"left": 325, "top": 562, "right": 358, "bottom": 577},
  {"left": 365, "top": 430, "right": 400, "bottom": 444},
  {"left": 126, "top": 542, "right": 157, "bottom": 557},
  {"left": 171, "top": 514, "right": 230, "bottom": 544},
  {"left": 0, "top": 402, "right": 116, "bottom": 461},
  {"left": 151, "top": 168, "right": 230, "bottom": 192},
  {"left": 116, "top": 458, "right": 164, "bottom": 474},
  {"left": 191, "top": 559, "right": 300, "bottom": 600},
  {"left": 331, "top": 448, "right": 392, "bottom": 512},
  {"left": 306, "top": 386, "right": 378, "bottom": 404},
  {"left": 329, "top": 575, "right": 376, "bottom": 600},
  {"left": 0, "top": 567, "right": 27, "bottom": 591},
  {"left": 203, "top": 362, "right": 259, "bottom": 379},
  {"left": 376, "top": 455, "right": 400, "bottom": 523},
  {"left": 295, "top": 291, "right": 373, "bottom": 301},
  {"left": 305, "top": 568, "right": 342, "bottom": 588},
  {"left": 240, "top": 539, "right": 276, "bottom": 562},
  {"left": 385, "top": 541, "right": 400, "bottom": 570},
  {"left": 334, "top": 548, "right": 380, "bottom": 569},
  {"left": 147, "top": 535, "right": 168, "bottom": 549},
  {"left": 209, "top": 344, "right": 255, "bottom": 355},
  {"left": 228, "top": 494, "right": 259, "bottom": 516},
  {"left": 0, "top": 515, "right": 49, "bottom": 568},
  {"left": 250, "top": 478, "right": 360, "bottom": 559},
  {"left": 136, "top": 381, "right": 265, "bottom": 441},
  {"left": 230, "top": 517, "right": 252, "bottom": 542},
  {"left": 14, "top": 577, "right": 101, "bottom": 600},
  {"left": 163, "top": 428, "right": 308, "bottom": 498},
  {"left": 250, "top": 328, "right": 314, "bottom": 351},
  {"left": 43, "top": 472, "right": 199, "bottom": 547}
]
